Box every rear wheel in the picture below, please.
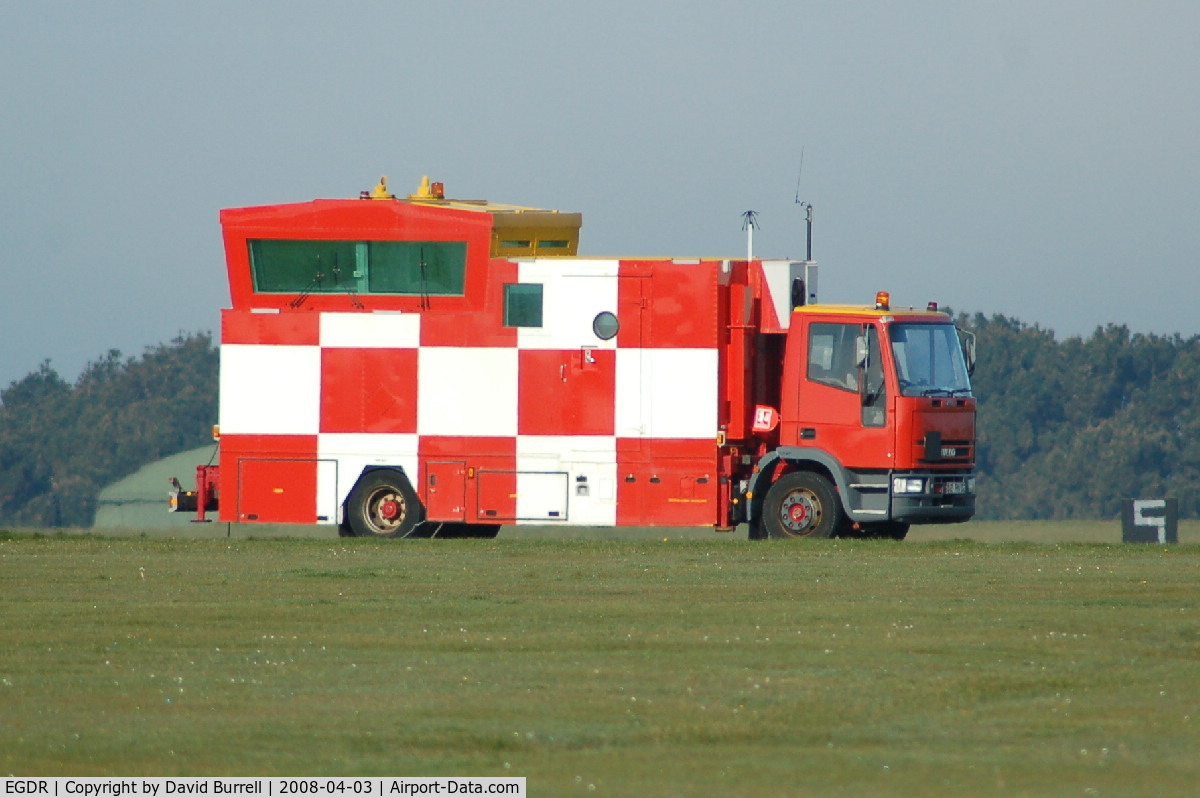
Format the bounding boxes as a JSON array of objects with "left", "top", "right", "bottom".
[
  {"left": 345, "top": 470, "right": 423, "bottom": 538},
  {"left": 762, "top": 472, "right": 843, "bottom": 539}
]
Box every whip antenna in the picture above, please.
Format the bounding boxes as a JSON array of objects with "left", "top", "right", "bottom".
[{"left": 794, "top": 147, "right": 813, "bottom": 261}]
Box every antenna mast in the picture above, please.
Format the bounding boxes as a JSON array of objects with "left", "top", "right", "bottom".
[
  {"left": 741, "top": 210, "right": 759, "bottom": 261},
  {"left": 799, "top": 203, "right": 813, "bottom": 261}
]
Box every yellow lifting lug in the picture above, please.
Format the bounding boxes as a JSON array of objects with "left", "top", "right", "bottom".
[
  {"left": 408, "top": 175, "right": 435, "bottom": 200},
  {"left": 367, "top": 176, "right": 395, "bottom": 200}
]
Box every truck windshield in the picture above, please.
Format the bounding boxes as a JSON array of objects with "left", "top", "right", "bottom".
[{"left": 888, "top": 323, "right": 973, "bottom": 397}]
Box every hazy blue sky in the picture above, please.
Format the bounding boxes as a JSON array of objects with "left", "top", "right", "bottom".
[{"left": 2, "top": 1, "right": 1198, "bottom": 388}]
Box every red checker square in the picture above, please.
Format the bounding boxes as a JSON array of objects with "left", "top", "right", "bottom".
[
  {"left": 418, "top": 436, "right": 517, "bottom": 522},
  {"left": 615, "top": 438, "right": 717, "bottom": 527},
  {"left": 421, "top": 259, "right": 519, "bottom": 347},
  {"left": 320, "top": 348, "right": 419, "bottom": 433},
  {"left": 222, "top": 309, "right": 321, "bottom": 346},
  {"left": 215, "top": 434, "right": 318, "bottom": 524},
  {"left": 421, "top": 311, "right": 518, "bottom": 348},
  {"left": 518, "top": 349, "right": 616, "bottom": 436},
  {"left": 235, "top": 457, "right": 320, "bottom": 524}
]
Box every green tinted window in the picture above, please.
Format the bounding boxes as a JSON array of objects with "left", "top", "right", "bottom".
[
  {"left": 504, "top": 283, "right": 543, "bottom": 327},
  {"left": 248, "top": 239, "right": 466, "bottom": 296},
  {"left": 367, "top": 241, "right": 466, "bottom": 295},
  {"left": 249, "top": 240, "right": 358, "bottom": 293}
]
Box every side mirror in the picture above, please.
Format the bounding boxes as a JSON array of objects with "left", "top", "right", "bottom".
[
  {"left": 855, "top": 335, "right": 870, "bottom": 368},
  {"left": 958, "top": 328, "right": 977, "bottom": 376},
  {"left": 855, "top": 334, "right": 870, "bottom": 403},
  {"left": 791, "top": 277, "right": 807, "bottom": 308}
]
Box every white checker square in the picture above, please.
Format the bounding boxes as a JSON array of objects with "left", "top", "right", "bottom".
[
  {"left": 515, "top": 435, "right": 617, "bottom": 526},
  {"left": 517, "top": 259, "right": 621, "bottom": 350},
  {"left": 418, "top": 347, "right": 519, "bottom": 437},
  {"left": 220, "top": 345, "right": 321, "bottom": 435},
  {"left": 616, "top": 348, "right": 718, "bottom": 439},
  {"left": 318, "top": 432, "right": 420, "bottom": 515}
]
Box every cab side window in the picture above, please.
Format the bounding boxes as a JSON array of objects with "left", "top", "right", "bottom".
[{"left": 807, "top": 323, "right": 858, "bottom": 392}]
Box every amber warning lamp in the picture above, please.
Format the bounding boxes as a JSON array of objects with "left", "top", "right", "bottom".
[{"left": 875, "top": 291, "right": 890, "bottom": 310}]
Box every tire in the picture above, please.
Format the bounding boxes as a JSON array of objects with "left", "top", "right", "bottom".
[
  {"left": 344, "top": 470, "right": 424, "bottom": 539},
  {"left": 762, "top": 471, "right": 843, "bottom": 539},
  {"left": 747, "top": 519, "right": 767, "bottom": 541}
]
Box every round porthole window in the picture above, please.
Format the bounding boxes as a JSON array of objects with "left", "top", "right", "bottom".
[{"left": 592, "top": 311, "right": 620, "bottom": 340}]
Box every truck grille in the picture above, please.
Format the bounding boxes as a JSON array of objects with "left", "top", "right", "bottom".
[{"left": 916, "top": 437, "right": 974, "bottom": 465}]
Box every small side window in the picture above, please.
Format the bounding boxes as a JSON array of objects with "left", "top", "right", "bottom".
[{"left": 504, "top": 283, "right": 543, "bottom": 327}]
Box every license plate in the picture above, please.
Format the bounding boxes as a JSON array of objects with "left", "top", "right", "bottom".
[{"left": 942, "top": 480, "right": 966, "bottom": 495}]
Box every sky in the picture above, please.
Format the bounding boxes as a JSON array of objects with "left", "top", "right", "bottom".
[{"left": 2, "top": 1, "right": 1198, "bottom": 389}]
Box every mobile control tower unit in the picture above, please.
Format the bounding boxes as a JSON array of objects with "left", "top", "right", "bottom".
[{"left": 172, "top": 176, "right": 976, "bottom": 540}]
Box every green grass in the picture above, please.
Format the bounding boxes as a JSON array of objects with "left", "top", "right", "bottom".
[{"left": 2, "top": 530, "right": 1199, "bottom": 796}]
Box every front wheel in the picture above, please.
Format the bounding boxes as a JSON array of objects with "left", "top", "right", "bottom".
[
  {"left": 762, "top": 472, "right": 843, "bottom": 539},
  {"left": 344, "top": 470, "right": 424, "bottom": 538}
]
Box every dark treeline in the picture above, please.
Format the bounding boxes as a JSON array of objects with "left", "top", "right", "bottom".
[
  {"left": 0, "top": 334, "right": 217, "bottom": 527},
  {"left": 964, "top": 314, "right": 1200, "bottom": 519},
  {"left": 1, "top": 320, "right": 1197, "bottom": 527}
]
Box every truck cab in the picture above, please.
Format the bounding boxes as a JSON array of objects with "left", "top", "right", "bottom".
[{"left": 748, "top": 291, "right": 976, "bottom": 539}]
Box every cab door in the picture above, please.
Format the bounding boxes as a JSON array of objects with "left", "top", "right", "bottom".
[{"left": 792, "top": 321, "right": 892, "bottom": 469}]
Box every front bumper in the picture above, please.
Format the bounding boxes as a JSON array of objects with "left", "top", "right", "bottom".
[{"left": 890, "top": 472, "right": 975, "bottom": 524}]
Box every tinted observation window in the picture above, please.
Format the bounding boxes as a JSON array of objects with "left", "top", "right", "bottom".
[
  {"left": 248, "top": 240, "right": 466, "bottom": 295},
  {"left": 248, "top": 240, "right": 358, "bottom": 293}
]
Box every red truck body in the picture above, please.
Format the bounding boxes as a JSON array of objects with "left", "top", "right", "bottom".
[{"left": 172, "top": 177, "right": 975, "bottom": 539}]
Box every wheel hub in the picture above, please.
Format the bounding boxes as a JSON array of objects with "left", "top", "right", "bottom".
[
  {"left": 780, "top": 491, "right": 820, "bottom": 534},
  {"left": 786, "top": 503, "right": 810, "bottom": 525},
  {"left": 379, "top": 499, "right": 401, "bottom": 520}
]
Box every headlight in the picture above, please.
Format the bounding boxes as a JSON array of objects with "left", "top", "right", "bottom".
[{"left": 892, "top": 477, "right": 926, "bottom": 494}]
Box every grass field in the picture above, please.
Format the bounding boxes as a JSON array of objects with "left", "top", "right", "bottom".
[{"left": 2, "top": 524, "right": 1199, "bottom": 796}]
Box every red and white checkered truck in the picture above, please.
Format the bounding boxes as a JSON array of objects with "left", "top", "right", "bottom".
[{"left": 171, "top": 176, "right": 976, "bottom": 540}]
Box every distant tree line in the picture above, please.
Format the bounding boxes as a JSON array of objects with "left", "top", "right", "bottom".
[
  {"left": 963, "top": 314, "right": 1200, "bottom": 519},
  {"left": 0, "top": 333, "right": 217, "bottom": 527},
  {"left": 0, "top": 320, "right": 1197, "bottom": 527}
]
